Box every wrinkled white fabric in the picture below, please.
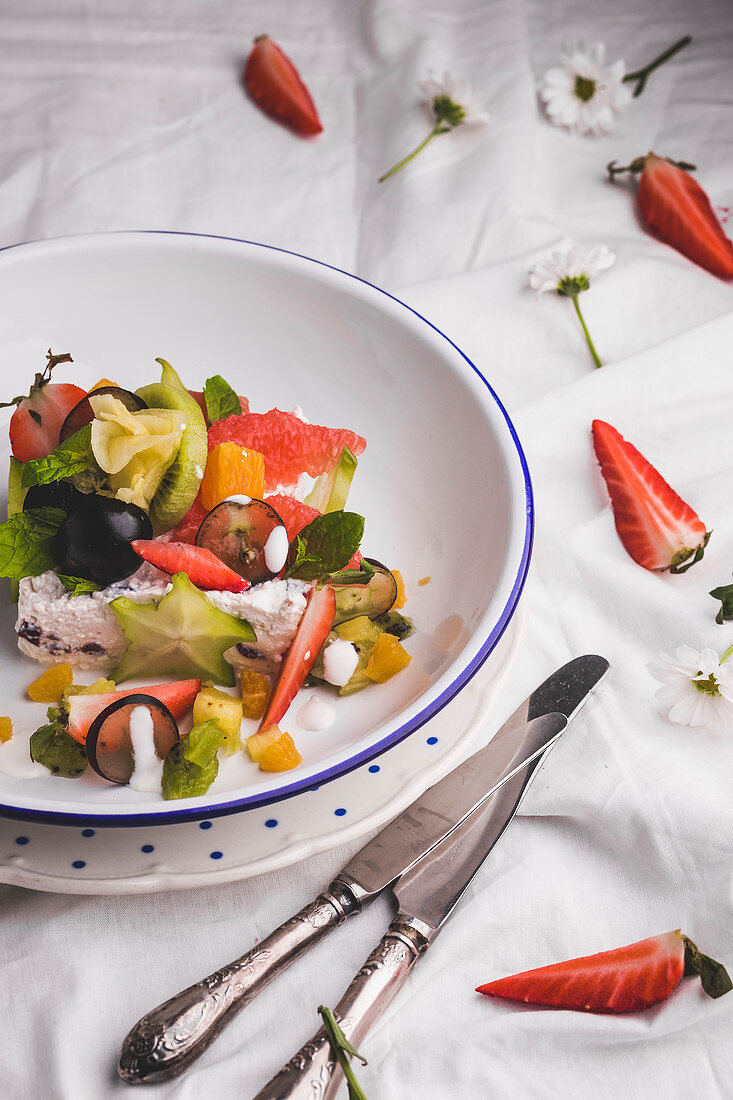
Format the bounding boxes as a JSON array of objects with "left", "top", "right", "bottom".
[{"left": 1, "top": 0, "right": 733, "bottom": 1097}]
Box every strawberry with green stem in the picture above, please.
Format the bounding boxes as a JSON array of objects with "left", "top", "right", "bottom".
[{"left": 1, "top": 350, "right": 86, "bottom": 462}]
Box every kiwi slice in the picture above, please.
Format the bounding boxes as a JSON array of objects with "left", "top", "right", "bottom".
[{"left": 135, "top": 381, "right": 208, "bottom": 535}]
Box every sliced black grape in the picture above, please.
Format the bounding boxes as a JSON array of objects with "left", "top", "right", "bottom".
[
  {"left": 86, "top": 695, "right": 179, "bottom": 785},
  {"left": 59, "top": 386, "right": 148, "bottom": 443},
  {"left": 195, "top": 498, "right": 287, "bottom": 585}
]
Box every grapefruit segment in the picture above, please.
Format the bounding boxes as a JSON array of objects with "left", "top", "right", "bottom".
[
  {"left": 68, "top": 679, "right": 201, "bottom": 744},
  {"left": 208, "top": 409, "right": 366, "bottom": 492}
]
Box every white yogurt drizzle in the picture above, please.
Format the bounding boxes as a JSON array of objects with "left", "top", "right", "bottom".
[
  {"left": 264, "top": 524, "right": 289, "bottom": 574},
  {"left": 297, "top": 695, "right": 335, "bottom": 732},
  {"left": 128, "top": 705, "right": 164, "bottom": 793},
  {"left": 224, "top": 494, "right": 252, "bottom": 506},
  {"left": 323, "top": 638, "right": 359, "bottom": 686}
]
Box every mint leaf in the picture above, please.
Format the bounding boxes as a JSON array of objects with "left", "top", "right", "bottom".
[
  {"left": 0, "top": 507, "right": 64, "bottom": 581},
  {"left": 22, "top": 425, "right": 96, "bottom": 489},
  {"left": 57, "top": 574, "right": 101, "bottom": 597},
  {"left": 30, "top": 716, "right": 87, "bottom": 778},
  {"left": 203, "top": 375, "right": 241, "bottom": 424},
  {"left": 328, "top": 560, "right": 375, "bottom": 587},
  {"left": 710, "top": 579, "right": 733, "bottom": 624},
  {"left": 285, "top": 512, "right": 365, "bottom": 582}
]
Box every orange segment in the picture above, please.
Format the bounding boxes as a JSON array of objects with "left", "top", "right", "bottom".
[
  {"left": 391, "top": 570, "right": 406, "bottom": 609},
  {"left": 0, "top": 717, "right": 12, "bottom": 743},
  {"left": 27, "top": 664, "right": 74, "bottom": 703},
  {"left": 200, "top": 442, "right": 266, "bottom": 511},
  {"left": 240, "top": 668, "right": 272, "bottom": 720},
  {"left": 364, "top": 633, "right": 411, "bottom": 683},
  {"left": 258, "top": 731, "right": 302, "bottom": 772},
  {"left": 90, "top": 378, "right": 118, "bottom": 391}
]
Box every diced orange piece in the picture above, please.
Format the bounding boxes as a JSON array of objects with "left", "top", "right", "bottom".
[
  {"left": 200, "top": 442, "right": 266, "bottom": 511},
  {"left": 90, "top": 378, "right": 118, "bottom": 391},
  {"left": 364, "top": 633, "right": 411, "bottom": 683},
  {"left": 0, "top": 717, "right": 12, "bottom": 743},
  {"left": 392, "top": 570, "right": 407, "bottom": 609},
  {"left": 258, "top": 731, "right": 302, "bottom": 772},
  {"left": 27, "top": 664, "right": 74, "bottom": 703},
  {"left": 240, "top": 668, "right": 272, "bottom": 720},
  {"left": 245, "top": 723, "right": 282, "bottom": 762}
]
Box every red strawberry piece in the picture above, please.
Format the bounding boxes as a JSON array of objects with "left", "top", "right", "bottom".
[
  {"left": 266, "top": 494, "right": 362, "bottom": 568},
  {"left": 476, "top": 930, "right": 732, "bottom": 1013},
  {"left": 244, "top": 34, "right": 322, "bottom": 136},
  {"left": 131, "top": 540, "right": 250, "bottom": 592},
  {"left": 591, "top": 419, "right": 710, "bottom": 573},
  {"left": 2, "top": 350, "right": 87, "bottom": 462},
  {"left": 208, "top": 409, "right": 366, "bottom": 492},
  {"left": 609, "top": 154, "right": 733, "bottom": 279},
  {"left": 68, "top": 679, "right": 201, "bottom": 744},
  {"left": 259, "top": 584, "right": 336, "bottom": 730}
]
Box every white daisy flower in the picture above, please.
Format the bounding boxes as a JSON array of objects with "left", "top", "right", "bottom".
[
  {"left": 648, "top": 645, "right": 733, "bottom": 735},
  {"left": 539, "top": 43, "right": 632, "bottom": 135},
  {"left": 528, "top": 244, "right": 615, "bottom": 367},
  {"left": 379, "top": 72, "right": 489, "bottom": 183}
]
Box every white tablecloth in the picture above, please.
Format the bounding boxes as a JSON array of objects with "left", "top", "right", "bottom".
[{"left": 2, "top": 1, "right": 733, "bottom": 1097}]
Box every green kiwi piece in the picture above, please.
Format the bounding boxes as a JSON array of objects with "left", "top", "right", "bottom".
[{"left": 135, "top": 381, "right": 208, "bottom": 535}]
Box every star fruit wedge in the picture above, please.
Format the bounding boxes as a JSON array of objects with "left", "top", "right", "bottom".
[{"left": 110, "top": 572, "right": 255, "bottom": 686}]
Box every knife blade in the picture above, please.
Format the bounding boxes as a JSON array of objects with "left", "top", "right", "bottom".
[{"left": 118, "top": 655, "right": 608, "bottom": 1086}]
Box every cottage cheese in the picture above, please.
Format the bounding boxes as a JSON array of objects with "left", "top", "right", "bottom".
[{"left": 16, "top": 564, "right": 309, "bottom": 672}]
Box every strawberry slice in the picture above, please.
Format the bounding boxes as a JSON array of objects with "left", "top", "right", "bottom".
[
  {"left": 259, "top": 584, "right": 336, "bottom": 730},
  {"left": 476, "top": 930, "right": 732, "bottom": 1012},
  {"left": 1, "top": 350, "right": 87, "bottom": 462},
  {"left": 591, "top": 419, "right": 710, "bottom": 573},
  {"left": 68, "top": 679, "right": 201, "bottom": 744},
  {"left": 609, "top": 154, "right": 733, "bottom": 279},
  {"left": 244, "top": 35, "right": 322, "bottom": 136},
  {"left": 131, "top": 540, "right": 250, "bottom": 592}
]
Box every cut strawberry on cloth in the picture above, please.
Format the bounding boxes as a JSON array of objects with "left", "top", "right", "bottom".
[
  {"left": 608, "top": 154, "right": 733, "bottom": 279},
  {"left": 208, "top": 409, "right": 366, "bottom": 492},
  {"left": 591, "top": 419, "right": 710, "bottom": 573},
  {"left": 244, "top": 35, "right": 322, "bottom": 136},
  {"left": 476, "top": 929, "right": 731, "bottom": 1013}
]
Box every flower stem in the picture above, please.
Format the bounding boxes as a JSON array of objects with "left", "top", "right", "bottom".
[
  {"left": 623, "top": 36, "right": 691, "bottom": 97},
  {"left": 720, "top": 642, "right": 733, "bottom": 664},
  {"left": 378, "top": 124, "right": 447, "bottom": 183},
  {"left": 571, "top": 295, "right": 603, "bottom": 368}
]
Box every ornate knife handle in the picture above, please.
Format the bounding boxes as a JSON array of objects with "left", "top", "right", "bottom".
[
  {"left": 118, "top": 879, "right": 361, "bottom": 1085},
  {"left": 254, "top": 918, "right": 430, "bottom": 1100}
]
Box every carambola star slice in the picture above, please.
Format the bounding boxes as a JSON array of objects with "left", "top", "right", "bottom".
[{"left": 110, "top": 572, "right": 256, "bottom": 686}]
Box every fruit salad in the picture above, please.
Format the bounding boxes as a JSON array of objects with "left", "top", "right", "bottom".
[{"left": 0, "top": 352, "right": 415, "bottom": 799}]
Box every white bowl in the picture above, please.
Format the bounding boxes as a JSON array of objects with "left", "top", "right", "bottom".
[{"left": 0, "top": 232, "right": 532, "bottom": 826}]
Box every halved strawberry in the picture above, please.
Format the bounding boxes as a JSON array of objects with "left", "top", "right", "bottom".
[
  {"left": 68, "top": 679, "right": 201, "bottom": 744},
  {"left": 131, "top": 540, "right": 250, "bottom": 592},
  {"left": 1, "top": 351, "right": 87, "bottom": 462},
  {"left": 244, "top": 35, "right": 322, "bottom": 136},
  {"left": 258, "top": 584, "right": 336, "bottom": 730},
  {"left": 609, "top": 154, "right": 733, "bottom": 279},
  {"left": 591, "top": 419, "right": 710, "bottom": 573},
  {"left": 476, "top": 930, "right": 731, "bottom": 1012}
]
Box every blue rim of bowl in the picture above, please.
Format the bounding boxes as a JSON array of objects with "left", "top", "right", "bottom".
[{"left": 0, "top": 231, "right": 533, "bottom": 827}]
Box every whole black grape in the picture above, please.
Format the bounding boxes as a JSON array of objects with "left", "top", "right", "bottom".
[{"left": 55, "top": 495, "right": 153, "bottom": 586}]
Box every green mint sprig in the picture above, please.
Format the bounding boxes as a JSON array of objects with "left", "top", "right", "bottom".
[
  {"left": 21, "top": 424, "right": 96, "bottom": 488},
  {"left": 284, "top": 512, "right": 365, "bottom": 582},
  {"left": 203, "top": 375, "right": 241, "bottom": 424},
  {"left": 58, "top": 574, "right": 102, "bottom": 597},
  {"left": 0, "top": 507, "right": 65, "bottom": 581},
  {"left": 317, "top": 1005, "right": 368, "bottom": 1100},
  {"left": 327, "top": 560, "right": 376, "bottom": 586}
]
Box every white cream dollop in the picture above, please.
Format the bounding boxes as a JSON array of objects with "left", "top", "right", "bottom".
[
  {"left": 224, "top": 494, "right": 252, "bottom": 505},
  {"left": 264, "top": 525, "right": 289, "bottom": 574},
  {"left": 323, "top": 638, "right": 359, "bottom": 687},
  {"left": 128, "top": 705, "right": 165, "bottom": 793},
  {"left": 297, "top": 695, "right": 336, "bottom": 732}
]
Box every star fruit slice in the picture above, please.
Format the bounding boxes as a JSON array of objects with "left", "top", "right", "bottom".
[{"left": 110, "top": 572, "right": 256, "bottom": 686}]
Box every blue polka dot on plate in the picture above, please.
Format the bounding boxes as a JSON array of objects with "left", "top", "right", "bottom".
[
  {"left": 334, "top": 808, "right": 347, "bottom": 817},
  {"left": 72, "top": 860, "right": 86, "bottom": 869},
  {"left": 81, "top": 829, "right": 95, "bottom": 838},
  {"left": 14, "top": 836, "right": 29, "bottom": 846},
  {"left": 427, "top": 736, "right": 438, "bottom": 745},
  {"left": 265, "top": 819, "right": 278, "bottom": 828},
  {"left": 141, "top": 844, "right": 154, "bottom": 854},
  {"left": 368, "top": 765, "right": 380, "bottom": 773},
  {"left": 199, "top": 821, "right": 212, "bottom": 830},
  {"left": 210, "top": 851, "right": 223, "bottom": 860}
]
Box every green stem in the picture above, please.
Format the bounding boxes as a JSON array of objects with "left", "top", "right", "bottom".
[
  {"left": 378, "top": 124, "right": 447, "bottom": 183},
  {"left": 571, "top": 295, "right": 603, "bottom": 368},
  {"left": 719, "top": 642, "right": 733, "bottom": 664},
  {"left": 623, "top": 36, "right": 691, "bottom": 97}
]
